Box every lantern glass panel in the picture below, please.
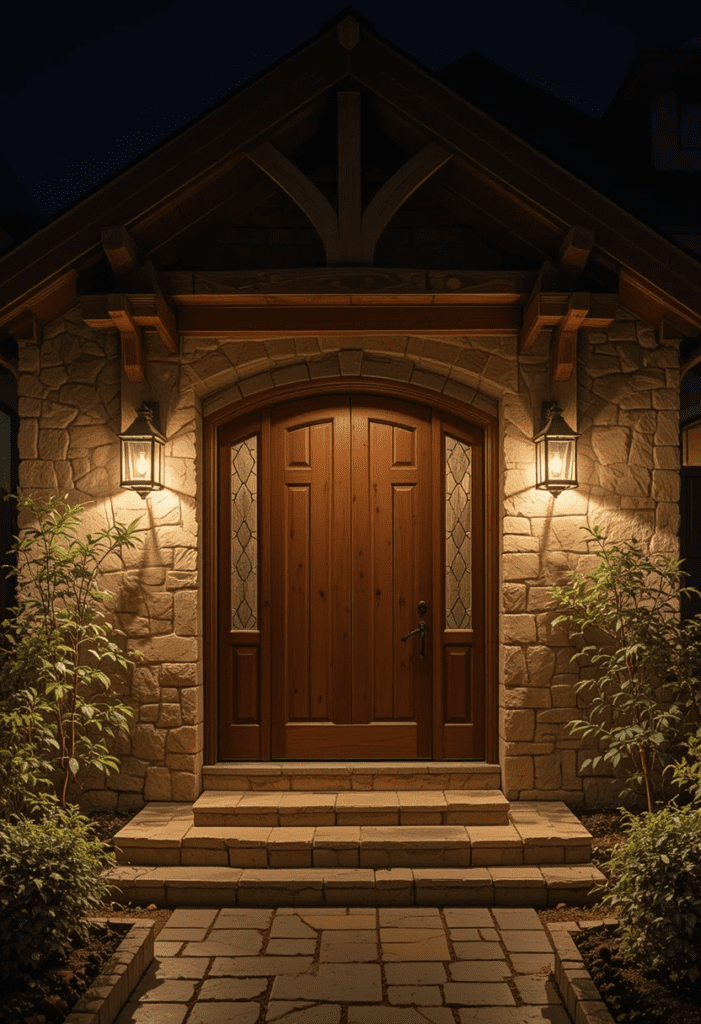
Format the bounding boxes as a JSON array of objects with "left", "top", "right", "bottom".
[
  {"left": 546, "top": 438, "right": 575, "bottom": 482},
  {"left": 123, "top": 439, "right": 154, "bottom": 484}
]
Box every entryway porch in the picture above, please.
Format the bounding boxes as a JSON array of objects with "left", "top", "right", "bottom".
[{"left": 105, "top": 763, "right": 605, "bottom": 908}]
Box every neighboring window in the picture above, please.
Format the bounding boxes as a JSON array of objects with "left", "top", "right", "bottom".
[
  {"left": 678, "top": 100, "right": 701, "bottom": 149},
  {"left": 445, "top": 435, "right": 472, "bottom": 629},
  {"left": 231, "top": 436, "right": 258, "bottom": 629},
  {"left": 683, "top": 421, "right": 701, "bottom": 466}
]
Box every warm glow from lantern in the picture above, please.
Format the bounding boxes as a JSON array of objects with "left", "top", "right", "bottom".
[
  {"left": 549, "top": 454, "right": 563, "bottom": 477},
  {"left": 136, "top": 452, "right": 149, "bottom": 477}
]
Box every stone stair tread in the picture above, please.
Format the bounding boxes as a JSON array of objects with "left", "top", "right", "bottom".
[
  {"left": 102, "top": 862, "right": 607, "bottom": 908},
  {"left": 202, "top": 762, "right": 502, "bottom": 791},
  {"left": 194, "top": 788, "right": 509, "bottom": 808}
]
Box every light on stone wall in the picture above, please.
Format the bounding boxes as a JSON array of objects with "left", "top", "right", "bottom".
[
  {"left": 119, "top": 402, "right": 166, "bottom": 498},
  {"left": 532, "top": 401, "right": 580, "bottom": 495}
]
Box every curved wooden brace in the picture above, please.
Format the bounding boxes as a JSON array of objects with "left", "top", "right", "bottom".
[
  {"left": 247, "top": 142, "right": 339, "bottom": 260},
  {"left": 358, "top": 142, "right": 453, "bottom": 262}
]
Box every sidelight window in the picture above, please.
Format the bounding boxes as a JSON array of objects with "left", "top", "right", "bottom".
[
  {"left": 231, "top": 436, "right": 258, "bottom": 629},
  {"left": 445, "top": 435, "right": 472, "bottom": 628}
]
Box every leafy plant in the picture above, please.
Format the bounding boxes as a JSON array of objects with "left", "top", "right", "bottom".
[
  {"left": 0, "top": 493, "right": 143, "bottom": 817},
  {"left": 548, "top": 524, "right": 701, "bottom": 811},
  {"left": 591, "top": 804, "right": 701, "bottom": 992},
  {"left": 0, "top": 804, "right": 116, "bottom": 979}
]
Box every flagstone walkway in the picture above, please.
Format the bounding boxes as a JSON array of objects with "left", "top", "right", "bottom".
[{"left": 116, "top": 905, "right": 572, "bottom": 1023}]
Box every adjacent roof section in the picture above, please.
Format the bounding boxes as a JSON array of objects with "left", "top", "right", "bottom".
[{"left": 0, "top": 5, "right": 699, "bottom": 347}]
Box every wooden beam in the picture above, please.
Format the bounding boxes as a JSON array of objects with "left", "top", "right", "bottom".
[
  {"left": 558, "top": 225, "right": 594, "bottom": 272},
  {"left": 107, "top": 294, "right": 147, "bottom": 382},
  {"left": 359, "top": 142, "right": 453, "bottom": 263},
  {"left": 176, "top": 303, "right": 521, "bottom": 335},
  {"left": 247, "top": 141, "right": 338, "bottom": 259},
  {"left": 551, "top": 292, "right": 589, "bottom": 381},
  {"left": 336, "top": 91, "right": 362, "bottom": 263},
  {"left": 101, "top": 226, "right": 140, "bottom": 278}
]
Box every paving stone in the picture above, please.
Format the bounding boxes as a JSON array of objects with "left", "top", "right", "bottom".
[
  {"left": 444, "top": 982, "right": 516, "bottom": 1005},
  {"left": 270, "top": 916, "right": 317, "bottom": 938},
  {"left": 499, "top": 929, "right": 552, "bottom": 953},
  {"left": 199, "top": 977, "right": 268, "bottom": 1000},
  {"left": 380, "top": 928, "right": 450, "bottom": 961},
  {"left": 347, "top": 1010, "right": 454, "bottom": 1023},
  {"left": 182, "top": 931, "right": 265, "bottom": 956},
  {"left": 384, "top": 962, "right": 447, "bottom": 985},
  {"left": 378, "top": 909, "right": 442, "bottom": 927},
  {"left": 266, "top": 1007, "right": 341, "bottom": 1022},
  {"left": 151, "top": 957, "right": 210, "bottom": 979},
  {"left": 132, "top": 978, "right": 197, "bottom": 1002},
  {"left": 156, "top": 928, "right": 208, "bottom": 942},
  {"left": 215, "top": 908, "right": 275, "bottom": 929},
  {"left": 513, "top": 973, "right": 562, "bottom": 1004},
  {"left": 271, "top": 963, "right": 383, "bottom": 1002},
  {"left": 452, "top": 942, "right": 505, "bottom": 960},
  {"left": 154, "top": 942, "right": 183, "bottom": 957},
  {"left": 443, "top": 908, "right": 494, "bottom": 928},
  {"left": 491, "top": 908, "right": 543, "bottom": 930},
  {"left": 115, "top": 1004, "right": 187, "bottom": 1024},
  {"left": 266, "top": 939, "right": 318, "bottom": 955},
  {"left": 266, "top": 1003, "right": 314, "bottom": 1021},
  {"left": 188, "top": 1004, "right": 261, "bottom": 1024},
  {"left": 210, "top": 956, "right": 315, "bottom": 976},
  {"left": 319, "top": 930, "right": 378, "bottom": 962},
  {"left": 449, "top": 961, "right": 512, "bottom": 981},
  {"left": 449, "top": 928, "right": 500, "bottom": 941},
  {"left": 458, "top": 1009, "right": 571, "bottom": 1023},
  {"left": 509, "top": 952, "right": 555, "bottom": 973},
  {"left": 387, "top": 985, "right": 442, "bottom": 1004},
  {"left": 297, "top": 912, "right": 377, "bottom": 930},
  {"left": 166, "top": 908, "right": 218, "bottom": 928}
]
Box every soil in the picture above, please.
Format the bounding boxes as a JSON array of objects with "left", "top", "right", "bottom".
[{"left": 1, "top": 804, "right": 698, "bottom": 1024}]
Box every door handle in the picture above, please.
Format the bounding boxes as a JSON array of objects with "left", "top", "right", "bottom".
[{"left": 401, "top": 620, "right": 427, "bottom": 660}]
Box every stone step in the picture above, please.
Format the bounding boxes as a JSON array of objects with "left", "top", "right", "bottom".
[
  {"left": 113, "top": 801, "right": 593, "bottom": 870},
  {"left": 103, "top": 863, "right": 607, "bottom": 909},
  {"left": 202, "top": 762, "right": 501, "bottom": 791},
  {"left": 192, "top": 789, "right": 510, "bottom": 827}
]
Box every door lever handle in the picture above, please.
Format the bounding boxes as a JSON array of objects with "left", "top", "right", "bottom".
[{"left": 401, "top": 620, "right": 427, "bottom": 659}]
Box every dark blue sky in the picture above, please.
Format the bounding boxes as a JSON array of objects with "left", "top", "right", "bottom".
[{"left": 1, "top": 1, "right": 697, "bottom": 221}]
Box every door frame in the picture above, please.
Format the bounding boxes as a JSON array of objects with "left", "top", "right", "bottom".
[{"left": 203, "top": 376, "right": 500, "bottom": 764}]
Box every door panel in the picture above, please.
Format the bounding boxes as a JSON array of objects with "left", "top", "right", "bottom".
[{"left": 216, "top": 393, "right": 486, "bottom": 761}]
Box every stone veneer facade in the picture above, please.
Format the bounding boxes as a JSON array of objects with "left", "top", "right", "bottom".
[{"left": 16, "top": 300, "right": 681, "bottom": 810}]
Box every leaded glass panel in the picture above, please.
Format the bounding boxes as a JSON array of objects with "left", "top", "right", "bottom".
[
  {"left": 445, "top": 435, "right": 472, "bottom": 629},
  {"left": 231, "top": 436, "right": 257, "bottom": 629}
]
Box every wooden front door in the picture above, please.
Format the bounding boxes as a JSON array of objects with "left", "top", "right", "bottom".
[{"left": 217, "top": 392, "right": 486, "bottom": 760}]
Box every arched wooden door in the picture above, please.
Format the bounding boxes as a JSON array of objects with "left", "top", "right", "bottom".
[{"left": 217, "top": 393, "right": 485, "bottom": 760}]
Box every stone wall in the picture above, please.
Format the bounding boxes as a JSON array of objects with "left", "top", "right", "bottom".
[{"left": 15, "top": 302, "right": 681, "bottom": 809}]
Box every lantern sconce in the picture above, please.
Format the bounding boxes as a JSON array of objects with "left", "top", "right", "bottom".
[
  {"left": 119, "top": 401, "right": 166, "bottom": 498},
  {"left": 532, "top": 401, "right": 581, "bottom": 495}
]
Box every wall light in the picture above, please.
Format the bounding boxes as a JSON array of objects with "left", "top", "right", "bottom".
[
  {"left": 119, "top": 402, "right": 166, "bottom": 498},
  {"left": 532, "top": 401, "right": 580, "bottom": 495}
]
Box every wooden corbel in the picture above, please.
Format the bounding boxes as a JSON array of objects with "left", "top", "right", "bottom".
[
  {"left": 83, "top": 226, "right": 179, "bottom": 379},
  {"left": 0, "top": 310, "right": 42, "bottom": 378},
  {"left": 551, "top": 292, "right": 589, "bottom": 381}
]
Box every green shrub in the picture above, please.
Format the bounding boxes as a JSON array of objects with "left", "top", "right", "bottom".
[
  {"left": 0, "top": 804, "right": 115, "bottom": 979},
  {"left": 593, "top": 804, "right": 701, "bottom": 991}
]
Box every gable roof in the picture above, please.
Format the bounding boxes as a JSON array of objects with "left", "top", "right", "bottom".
[{"left": 0, "top": 5, "right": 699, "bottom": 351}]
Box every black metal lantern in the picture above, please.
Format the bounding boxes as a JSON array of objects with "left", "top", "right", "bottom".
[
  {"left": 532, "top": 401, "right": 580, "bottom": 495},
  {"left": 118, "top": 402, "right": 166, "bottom": 498}
]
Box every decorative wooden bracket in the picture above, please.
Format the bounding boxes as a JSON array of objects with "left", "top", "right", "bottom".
[
  {"left": 80, "top": 227, "right": 179, "bottom": 382},
  {"left": 519, "top": 226, "right": 616, "bottom": 381},
  {"left": 247, "top": 90, "right": 453, "bottom": 265},
  {"left": 0, "top": 310, "right": 41, "bottom": 378}
]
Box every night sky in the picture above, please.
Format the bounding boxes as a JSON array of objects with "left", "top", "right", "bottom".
[{"left": 1, "top": 0, "right": 698, "bottom": 222}]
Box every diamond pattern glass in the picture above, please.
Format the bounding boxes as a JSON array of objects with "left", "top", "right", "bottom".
[
  {"left": 445, "top": 435, "right": 472, "bottom": 628},
  {"left": 231, "top": 436, "right": 257, "bottom": 629}
]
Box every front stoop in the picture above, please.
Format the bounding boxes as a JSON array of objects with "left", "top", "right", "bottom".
[{"left": 104, "top": 764, "right": 607, "bottom": 908}]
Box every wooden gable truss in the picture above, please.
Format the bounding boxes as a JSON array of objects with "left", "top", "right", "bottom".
[{"left": 0, "top": 10, "right": 699, "bottom": 390}]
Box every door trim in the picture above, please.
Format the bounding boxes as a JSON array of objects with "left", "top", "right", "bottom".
[{"left": 204, "top": 376, "right": 499, "bottom": 764}]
